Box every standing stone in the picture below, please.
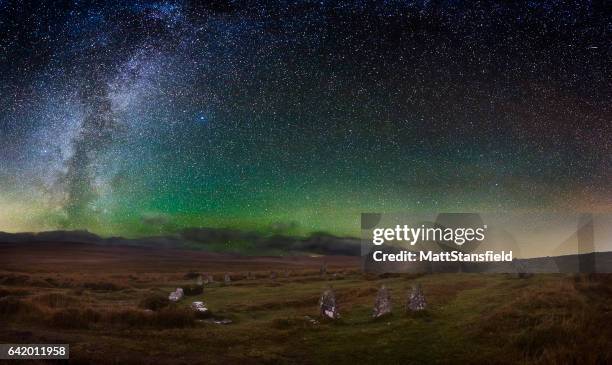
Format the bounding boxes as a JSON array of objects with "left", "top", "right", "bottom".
[
  {"left": 373, "top": 285, "right": 392, "bottom": 318},
  {"left": 224, "top": 273, "right": 231, "bottom": 285},
  {"left": 196, "top": 275, "right": 203, "bottom": 286},
  {"left": 320, "top": 262, "right": 327, "bottom": 277},
  {"left": 511, "top": 260, "right": 534, "bottom": 279},
  {"left": 319, "top": 288, "right": 340, "bottom": 319},
  {"left": 205, "top": 274, "right": 215, "bottom": 284},
  {"left": 246, "top": 271, "right": 252, "bottom": 280},
  {"left": 407, "top": 284, "right": 427, "bottom": 311},
  {"left": 169, "top": 288, "right": 184, "bottom": 302}
]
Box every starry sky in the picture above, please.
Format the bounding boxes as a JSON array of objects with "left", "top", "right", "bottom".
[{"left": 0, "top": 1, "right": 610, "bottom": 238}]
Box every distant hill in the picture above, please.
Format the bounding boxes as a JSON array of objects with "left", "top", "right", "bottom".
[
  {"left": 0, "top": 228, "right": 361, "bottom": 256},
  {"left": 5, "top": 229, "right": 610, "bottom": 272}
]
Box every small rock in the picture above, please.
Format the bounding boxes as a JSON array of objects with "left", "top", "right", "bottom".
[
  {"left": 304, "top": 315, "right": 319, "bottom": 325},
  {"left": 191, "top": 301, "right": 209, "bottom": 313}
]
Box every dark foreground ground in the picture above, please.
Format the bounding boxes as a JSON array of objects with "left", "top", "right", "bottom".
[{"left": 0, "top": 243, "right": 611, "bottom": 364}]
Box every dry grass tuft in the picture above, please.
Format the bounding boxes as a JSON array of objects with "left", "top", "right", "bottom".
[
  {"left": 138, "top": 293, "right": 170, "bottom": 311},
  {"left": 82, "top": 282, "right": 125, "bottom": 291},
  {"left": 36, "top": 292, "right": 81, "bottom": 308}
]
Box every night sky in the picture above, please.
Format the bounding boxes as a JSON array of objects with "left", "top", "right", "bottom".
[{"left": 0, "top": 1, "right": 610, "bottom": 237}]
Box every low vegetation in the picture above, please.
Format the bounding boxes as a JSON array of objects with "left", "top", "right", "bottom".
[
  {"left": 0, "top": 249, "right": 610, "bottom": 364},
  {"left": 139, "top": 292, "right": 171, "bottom": 311}
]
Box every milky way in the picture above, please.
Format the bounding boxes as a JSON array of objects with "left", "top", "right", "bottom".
[{"left": 0, "top": 1, "right": 610, "bottom": 237}]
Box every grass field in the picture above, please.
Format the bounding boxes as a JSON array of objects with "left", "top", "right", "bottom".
[{"left": 1, "top": 243, "right": 611, "bottom": 364}]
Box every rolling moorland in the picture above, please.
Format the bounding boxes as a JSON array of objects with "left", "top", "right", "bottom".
[{"left": 0, "top": 241, "right": 611, "bottom": 364}]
